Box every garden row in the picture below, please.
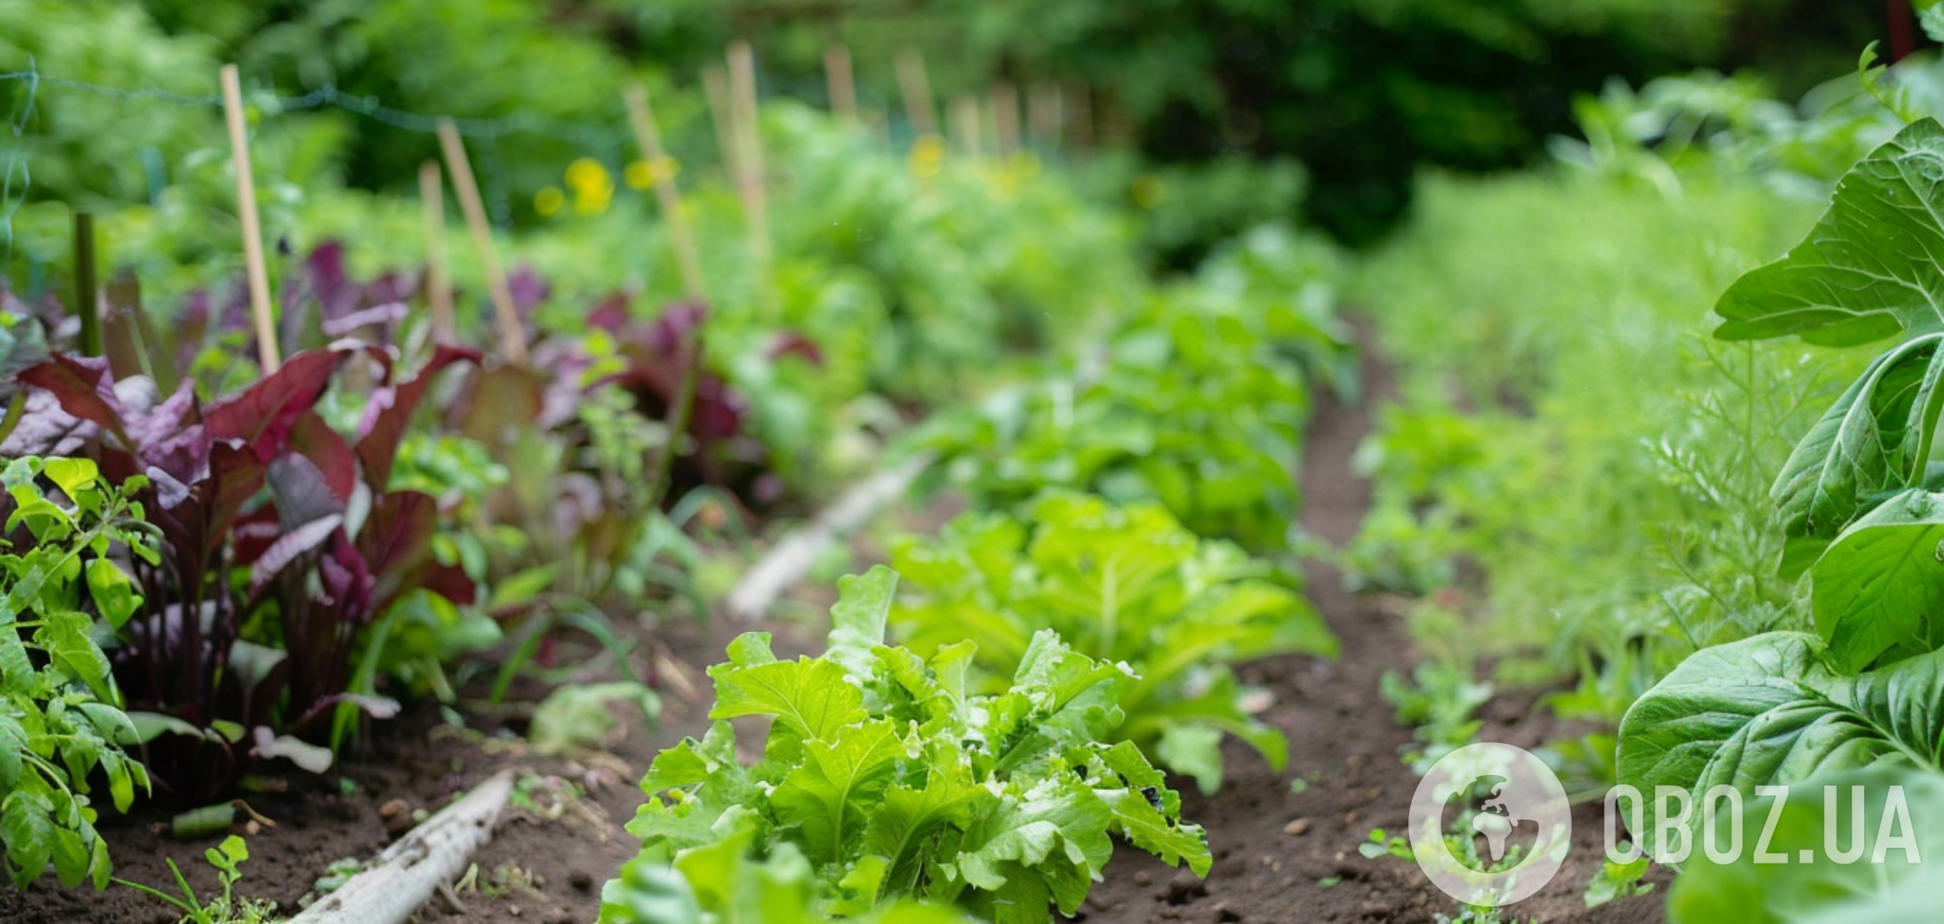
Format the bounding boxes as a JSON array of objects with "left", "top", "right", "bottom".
[
  {"left": 1340, "top": 44, "right": 1944, "bottom": 920},
  {"left": 0, "top": 48, "right": 1350, "bottom": 923}
]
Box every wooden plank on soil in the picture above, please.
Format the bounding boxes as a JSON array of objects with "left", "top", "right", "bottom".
[
  {"left": 284, "top": 770, "right": 514, "bottom": 924},
  {"left": 727, "top": 452, "right": 935, "bottom": 621}
]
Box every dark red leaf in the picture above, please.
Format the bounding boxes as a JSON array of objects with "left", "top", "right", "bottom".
[
  {"left": 354, "top": 345, "right": 481, "bottom": 491},
  {"left": 204, "top": 349, "right": 348, "bottom": 462},
  {"left": 353, "top": 490, "right": 439, "bottom": 612},
  {"left": 15, "top": 354, "right": 131, "bottom": 445},
  {"left": 288, "top": 411, "right": 357, "bottom": 503}
]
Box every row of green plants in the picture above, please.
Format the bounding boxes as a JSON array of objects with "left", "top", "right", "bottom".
[
  {"left": 1616, "top": 110, "right": 1944, "bottom": 921},
  {"left": 0, "top": 61, "right": 1206, "bottom": 901},
  {"left": 1344, "top": 36, "right": 1944, "bottom": 920},
  {"left": 593, "top": 222, "right": 1348, "bottom": 920}
]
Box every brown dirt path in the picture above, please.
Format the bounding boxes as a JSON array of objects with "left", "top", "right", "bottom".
[{"left": 1076, "top": 324, "right": 1670, "bottom": 924}]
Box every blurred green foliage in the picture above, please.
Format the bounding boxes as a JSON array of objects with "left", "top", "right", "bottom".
[{"left": 0, "top": 0, "right": 1898, "bottom": 255}]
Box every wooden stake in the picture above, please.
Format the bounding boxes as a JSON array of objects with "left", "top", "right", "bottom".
[
  {"left": 702, "top": 65, "right": 739, "bottom": 180},
  {"left": 1067, "top": 81, "right": 1094, "bottom": 152},
  {"left": 72, "top": 212, "right": 100, "bottom": 357},
  {"left": 1028, "top": 83, "right": 1062, "bottom": 149},
  {"left": 990, "top": 82, "right": 1020, "bottom": 158},
  {"left": 219, "top": 64, "right": 280, "bottom": 373},
  {"left": 435, "top": 121, "right": 528, "bottom": 365},
  {"left": 949, "top": 95, "right": 982, "bottom": 158},
  {"left": 824, "top": 44, "right": 857, "bottom": 123},
  {"left": 417, "top": 161, "right": 456, "bottom": 344},
  {"left": 623, "top": 84, "right": 707, "bottom": 302},
  {"left": 895, "top": 48, "right": 937, "bottom": 136},
  {"left": 727, "top": 42, "right": 771, "bottom": 279}
]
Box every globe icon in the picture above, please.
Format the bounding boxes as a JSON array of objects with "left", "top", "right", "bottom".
[{"left": 1409, "top": 743, "right": 1572, "bottom": 907}]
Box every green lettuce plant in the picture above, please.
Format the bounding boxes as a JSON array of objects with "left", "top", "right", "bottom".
[
  {"left": 605, "top": 566, "right": 1210, "bottom": 924},
  {"left": 889, "top": 492, "right": 1336, "bottom": 794}
]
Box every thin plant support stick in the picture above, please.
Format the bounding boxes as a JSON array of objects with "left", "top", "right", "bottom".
[
  {"left": 72, "top": 212, "right": 100, "bottom": 357},
  {"left": 727, "top": 42, "right": 772, "bottom": 278},
  {"left": 702, "top": 65, "right": 739, "bottom": 180},
  {"left": 725, "top": 41, "right": 777, "bottom": 324},
  {"left": 896, "top": 48, "right": 938, "bottom": 136},
  {"left": 991, "top": 82, "right": 1020, "bottom": 158},
  {"left": 624, "top": 83, "right": 712, "bottom": 516},
  {"left": 435, "top": 121, "right": 528, "bottom": 365},
  {"left": 949, "top": 95, "right": 982, "bottom": 158},
  {"left": 825, "top": 44, "right": 858, "bottom": 123},
  {"left": 1028, "top": 83, "right": 1062, "bottom": 151},
  {"left": 624, "top": 85, "right": 707, "bottom": 302},
  {"left": 283, "top": 771, "right": 513, "bottom": 924},
  {"left": 418, "top": 161, "right": 456, "bottom": 344},
  {"left": 1068, "top": 81, "right": 1094, "bottom": 152},
  {"left": 219, "top": 64, "right": 280, "bottom": 373}
]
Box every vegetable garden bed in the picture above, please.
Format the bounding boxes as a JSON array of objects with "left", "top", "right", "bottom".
[{"left": 0, "top": 330, "right": 1667, "bottom": 924}]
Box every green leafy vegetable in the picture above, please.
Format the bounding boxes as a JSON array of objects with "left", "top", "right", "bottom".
[
  {"left": 1715, "top": 118, "right": 1944, "bottom": 347},
  {"left": 1618, "top": 632, "right": 1944, "bottom": 858},
  {"left": 1665, "top": 767, "right": 1944, "bottom": 924},
  {"left": 890, "top": 494, "right": 1336, "bottom": 793},
  {"left": 606, "top": 565, "right": 1210, "bottom": 923}
]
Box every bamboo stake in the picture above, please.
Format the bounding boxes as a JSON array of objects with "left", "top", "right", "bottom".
[
  {"left": 1067, "top": 81, "right": 1094, "bottom": 152},
  {"left": 1027, "top": 82, "right": 1062, "bottom": 150},
  {"left": 72, "top": 212, "right": 100, "bottom": 357},
  {"left": 949, "top": 95, "right": 982, "bottom": 158},
  {"left": 726, "top": 42, "right": 772, "bottom": 283},
  {"left": 219, "top": 64, "right": 280, "bottom": 373},
  {"left": 625, "top": 83, "right": 712, "bottom": 514},
  {"left": 824, "top": 44, "right": 858, "bottom": 123},
  {"left": 990, "top": 82, "right": 1020, "bottom": 159},
  {"left": 435, "top": 121, "right": 528, "bottom": 365},
  {"left": 702, "top": 65, "right": 739, "bottom": 180},
  {"left": 623, "top": 84, "right": 707, "bottom": 302},
  {"left": 417, "top": 161, "right": 456, "bottom": 344},
  {"left": 895, "top": 48, "right": 937, "bottom": 136}
]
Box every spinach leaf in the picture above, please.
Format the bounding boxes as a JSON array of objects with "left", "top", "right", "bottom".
[
  {"left": 1618, "top": 632, "right": 1944, "bottom": 858},
  {"left": 1715, "top": 118, "right": 1944, "bottom": 347},
  {"left": 1665, "top": 767, "right": 1944, "bottom": 924}
]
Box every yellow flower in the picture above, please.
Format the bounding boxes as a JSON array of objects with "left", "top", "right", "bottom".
[
  {"left": 566, "top": 157, "right": 610, "bottom": 192},
  {"left": 909, "top": 133, "right": 946, "bottom": 179},
  {"left": 534, "top": 186, "right": 566, "bottom": 216}
]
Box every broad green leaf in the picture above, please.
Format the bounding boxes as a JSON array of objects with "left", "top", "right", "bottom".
[
  {"left": 771, "top": 720, "right": 907, "bottom": 865},
  {"left": 953, "top": 775, "right": 1113, "bottom": 916},
  {"left": 862, "top": 753, "right": 987, "bottom": 898},
  {"left": 1095, "top": 741, "right": 1212, "bottom": 876},
  {"left": 1715, "top": 118, "right": 1944, "bottom": 347},
  {"left": 84, "top": 559, "right": 141, "bottom": 630},
  {"left": 1769, "top": 335, "right": 1944, "bottom": 561},
  {"left": 1618, "top": 632, "right": 1944, "bottom": 859},
  {"left": 829, "top": 566, "right": 898, "bottom": 683},
  {"left": 1810, "top": 489, "right": 1944, "bottom": 671},
  {"left": 1, "top": 790, "right": 56, "bottom": 889},
  {"left": 709, "top": 638, "right": 866, "bottom": 762},
  {"left": 1667, "top": 767, "right": 1944, "bottom": 924},
  {"left": 38, "top": 458, "right": 97, "bottom": 502}
]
